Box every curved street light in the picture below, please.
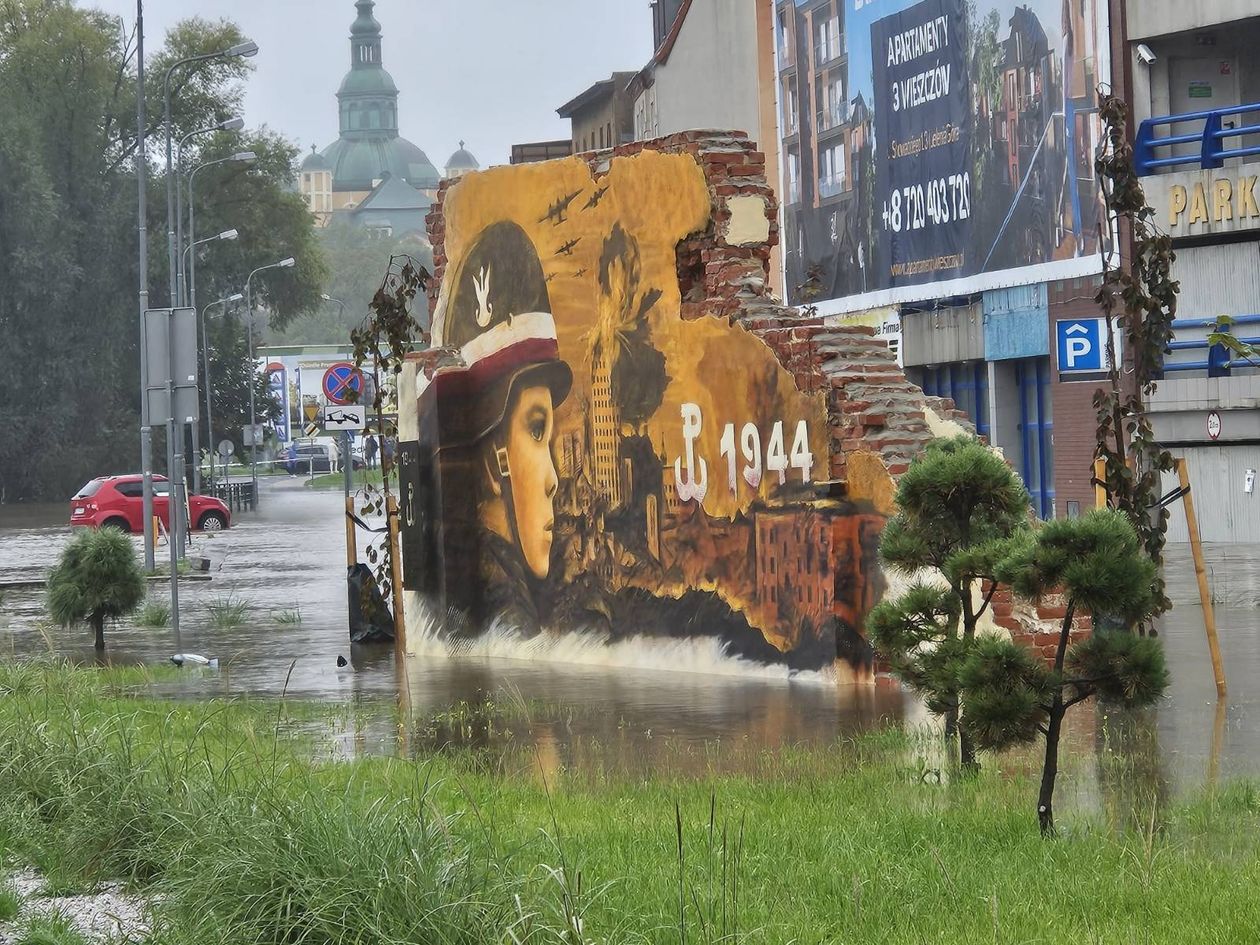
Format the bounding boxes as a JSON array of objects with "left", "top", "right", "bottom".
[
  {"left": 201, "top": 292, "right": 244, "bottom": 488},
  {"left": 164, "top": 41, "right": 259, "bottom": 308},
  {"left": 161, "top": 39, "right": 257, "bottom": 560},
  {"left": 186, "top": 152, "right": 255, "bottom": 312},
  {"left": 245, "top": 258, "right": 296, "bottom": 499},
  {"left": 176, "top": 115, "right": 243, "bottom": 302}
]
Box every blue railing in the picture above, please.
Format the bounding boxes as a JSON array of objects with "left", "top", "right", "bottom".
[
  {"left": 1135, "top": 102, "right": 1260, "bottom": 176},
  {"left": 1160, "top": 314, "right": 1260, "bottom": 376}
]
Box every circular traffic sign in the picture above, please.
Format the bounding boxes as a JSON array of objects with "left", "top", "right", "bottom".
[
  {"left": 216, "top": 439, "right": 234, "bottom": 458},
  {"left": 323, "top": 362, "right": 363, "bottom": 406},
  {"left": 1207, "top": 411, "right": 1222, "bottom": 440}
]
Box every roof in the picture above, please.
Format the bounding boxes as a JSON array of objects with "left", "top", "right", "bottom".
[
  {"left": 320, "top": 135, "right": 439, "bottom": 192},
  {"left": 445, "top": 140, "right": 479, "bottom": 172},
  {"left": 653, "top": 0, "right": 693, "bottom": 65},
  {"left": 300, "top": 146, "right": 329, "bottom": 171},
  {"left": 557, "top": 79, "right": 615, "bottom": 118},
  {"left": 355, "top": 172, "right": 432, "bottom": 212}
]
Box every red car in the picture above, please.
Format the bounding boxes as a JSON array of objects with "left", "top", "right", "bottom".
[{"left": 70, "top": 475, "right": 231, "bottom": 533}]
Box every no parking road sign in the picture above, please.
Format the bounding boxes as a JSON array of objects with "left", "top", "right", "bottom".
[{"left": 322, "top": 362, "right": 363, "bottom": 405}]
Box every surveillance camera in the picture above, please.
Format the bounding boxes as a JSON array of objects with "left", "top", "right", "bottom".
[{"left": 1136, "top": 44, "right": 1157, "bottom": 66}]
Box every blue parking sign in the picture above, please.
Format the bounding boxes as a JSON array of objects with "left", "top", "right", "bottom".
[{"left": 1056, "top": 318, "right": 1108, "bottom": 373}]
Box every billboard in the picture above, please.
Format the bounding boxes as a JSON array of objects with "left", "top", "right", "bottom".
[{"left": 774, "top": 0, "right": 1108, "bottom": 311}]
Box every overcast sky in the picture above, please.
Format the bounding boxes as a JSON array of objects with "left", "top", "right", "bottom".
[{"left": 91, "top": 0, "right": 655, "bottom": 168}]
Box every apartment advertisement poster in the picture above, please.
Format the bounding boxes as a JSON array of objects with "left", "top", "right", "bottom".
[{"left": 774, "top": 0, "right": 1109, "bottom": 312}]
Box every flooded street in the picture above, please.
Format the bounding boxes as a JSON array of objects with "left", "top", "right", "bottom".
[{"left": 1, "top": 479, "right": 1258, "bottom": 795}]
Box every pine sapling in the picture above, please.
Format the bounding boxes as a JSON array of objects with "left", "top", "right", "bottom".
[
  {"left": 867, "top": 436, "right": 1032, "bottom": 771},
  {"left": 961, "top": 510, "right": 1168, "bottom": 836}
]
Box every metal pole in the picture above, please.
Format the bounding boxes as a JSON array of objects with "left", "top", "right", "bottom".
[
  {"left": 246, "top": 279, "right": 258, "bottom": 504},
  {"left": 164, "top": 68, "right": 179, "bottom": 311},
  {"left": 176, "top": 140, "right": 185, "bottom": 306},
  {"left": 201, "top": 300, "right": 218, "bottom": 475},
  {"left": 136, "top": 0, "right": 155, "bottom": 573}
]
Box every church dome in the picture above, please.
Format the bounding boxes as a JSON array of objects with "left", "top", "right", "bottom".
[
  {"left": 444, "top": 140, "right": 480, "bottom": 176},
  {"left": 300, "top": 146, "right": 329, "bottom": 172},
  {"left": 321, "top": 136, "right": 439, "bottom": 192}
]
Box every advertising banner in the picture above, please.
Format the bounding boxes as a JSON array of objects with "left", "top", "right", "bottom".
[{"left": 774, "top": 0, "right": 1109, "bottom": 311}]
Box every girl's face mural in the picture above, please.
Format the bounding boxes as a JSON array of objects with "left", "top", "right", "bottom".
[{"left": 486, "top": 383, "right": 558, "bottom": 579}]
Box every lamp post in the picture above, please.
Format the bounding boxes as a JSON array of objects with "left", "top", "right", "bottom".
[
  {"left": 164, "top": 41, "right": 258, "bottom": 309},
  {"left": 201, "top": 292, "right": 243, "bottom": 489},
  {"left": 245, "top": 258, "right": 296, "bottom": 505},
  {"left": 135, "top": 0, "right": 156, "bottom": 571},
  {"left": 177, "top": 116, "right": 243, "bottom": 304},
  {"left": 162, "top": 39, "right": 256, "bottom": 572},
  {"left": 182, "top": 228, "right": 239, "bottom": 496},
  {"left": 186, "top": 152, "right": 255, "bottom": 310}
]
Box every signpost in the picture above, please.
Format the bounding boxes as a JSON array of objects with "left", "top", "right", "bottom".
[
  {"left": 322, "top": 404, "right": 366, "bottom": 432},
  {"left": 323, "top": 362, "right": 363, "bottom": 406},
  {"left": 1056, "top": 318, "right": 1114, "bottom": 374}
]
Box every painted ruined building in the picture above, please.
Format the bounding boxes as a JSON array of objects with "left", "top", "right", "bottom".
[{"left": 395, "top": 130, "right": 1028, "bottom": 680}]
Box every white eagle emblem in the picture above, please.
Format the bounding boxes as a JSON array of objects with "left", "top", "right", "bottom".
[{"left": 473, "top": 265, "right": 493, "bottom": 327}]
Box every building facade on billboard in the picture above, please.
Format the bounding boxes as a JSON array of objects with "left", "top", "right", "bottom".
[{"left": 773, "top": 0, "right": 1108, "bottom": 311}]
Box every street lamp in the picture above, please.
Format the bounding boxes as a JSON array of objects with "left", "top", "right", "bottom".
[
  {"left": 176, "top": 115, "right": 243, "bottom": 303},
  {"left": 186, "top": 152, "right": 255, "bottom": 310},
  {"left": 161, "top": 39, "right": 257, "bottom": 568},
  {"left": 164, "top": 42, "right": 259, "bottom": 309},
  {"left": 245, "top": 257, "right": 296, "bottom": 502},
  {"left": 201, "top": 292, "right": 244, "bottom": 489},
  {"left": 181, "top": 227, "right": 239, "bottom": 496}
]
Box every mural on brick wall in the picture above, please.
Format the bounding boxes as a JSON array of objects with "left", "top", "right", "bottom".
[{"left": 400, "top": 148, "right": 897, "bottom": 675}]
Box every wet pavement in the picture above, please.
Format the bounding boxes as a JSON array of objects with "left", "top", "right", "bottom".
[{"left": 1, "top": 478, "right": 1258, "bottom": 795}]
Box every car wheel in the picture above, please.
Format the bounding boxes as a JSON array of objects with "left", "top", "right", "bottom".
[
  {"left": 101, "top": 518, "right": 131, "bottom": 532},
  {"left": 198, "top": 511, "right": 228, "bottom": 532}
]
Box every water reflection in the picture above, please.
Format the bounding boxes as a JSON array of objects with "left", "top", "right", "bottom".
[{"left": 2, "top": 482, "right": 1260, "bottom": 801}]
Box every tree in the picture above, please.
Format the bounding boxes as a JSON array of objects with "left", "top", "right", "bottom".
[
  {"left": 867, "top": 436, "right": 1032, "bottom": 771},
  {"left": 1093, "top": 91, "right": 1179, "bottom": 619},
  {"left": 47, "top": 527, "right": 146, "bottom": 651},
  {"left": 0, "top": 5, "right": 326, "bottom": 501},
  {"left": 961, "top": 510, "right": 1169, "bottom": 836},
  {"left": 270, "top": 222, "right": 432, "bottom": 345}
]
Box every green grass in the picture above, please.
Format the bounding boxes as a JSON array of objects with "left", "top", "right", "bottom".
[
  {"left": 272, "top": 607, "right": 302, "bottom": 626},
  {"left": 10, "top": 911, "right": 87, "bottom": 945},
  {"left": 303, "top": 468, "right": 384, "bottom": 490},
  {"left": 0, "top": 880, "right": 20, "bottom": 921},
  {"left": 0, "top": 661, "right": 1256, "bottom": 944},
  {"left": 135, "top": 600, "right": 170, "bottom": 629},
  {"left": 203, "top": 595, "right": 249, "bottom": 629}
]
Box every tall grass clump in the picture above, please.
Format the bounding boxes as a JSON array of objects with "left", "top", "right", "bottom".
[
  {"left": 204, "top": 595, "right": 250, "bottom": 629},
  {"left": 0, "top": 881, "right": 21, "bottom": 921},
  {"left": 273, "top": 607, "right": 302, "bottom": 625},
  {"left": 135, "top": 600, "right": 171, "bottom": 629},
  {"left": 10, "top": 911, "right": 87, "bottom": 945}
]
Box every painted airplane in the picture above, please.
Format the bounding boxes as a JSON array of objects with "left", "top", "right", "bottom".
[
  {"left": 539, "top": 190, "right": 583, "bottom": 225},
  {"left": 584, "top": 186, "right": 609, "bottom": 210},
  {"left": 555, "top": 238, "right": 581, "bottom": 256}
]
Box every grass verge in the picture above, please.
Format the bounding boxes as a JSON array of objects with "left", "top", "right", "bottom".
[
  {"left": 303, "top": 468, "right": 384, "bottom": 491},
  {"left": 0, "top": 661, "right": 1257, "bottom": 944},
  {"left": 134, "top": 601, "right": 170, "bottom": 629}
]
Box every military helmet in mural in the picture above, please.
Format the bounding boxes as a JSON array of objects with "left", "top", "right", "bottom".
[{"left": 422, "top": 220, "right": 572, "bottom": 449}]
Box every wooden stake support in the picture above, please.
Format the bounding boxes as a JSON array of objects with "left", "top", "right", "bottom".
[
  {"left": 1093, "top": 458, "right": 1107, "bottom": 509},
  {"left": 1176, "top": 458, "right": 1227, "bottom": 699},
  {"left": 386, "top": 494, "right": 407, "bottom": 657}
]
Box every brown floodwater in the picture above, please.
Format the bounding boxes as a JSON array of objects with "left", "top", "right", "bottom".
[{"left": 1, "top": 478, "right": 1257, "bottom": 802}]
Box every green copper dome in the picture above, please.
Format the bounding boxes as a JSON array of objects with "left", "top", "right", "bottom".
[{"left": 319, "top": 0, "right": 438, "bottom": 193}]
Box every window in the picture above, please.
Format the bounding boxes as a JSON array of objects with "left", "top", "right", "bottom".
[
  {"left": 814, "top": 14, "right": 840, "bottom": 64},
  {"left": 599, "top": 125, "right": 605, "bottom": 148},
  {"left": 786, "top": 149, "right": 800, "bottom": 203},
  {"left": 115, "top": 482, "right": 143, "bottom": 498},
  {"left": 818, "top": 144, "right": 844, "bottom": 197}
]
